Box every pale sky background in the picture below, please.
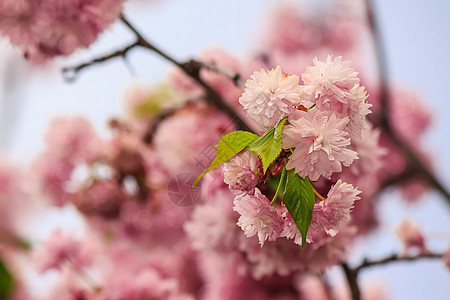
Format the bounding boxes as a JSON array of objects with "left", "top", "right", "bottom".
[{"left": 0, "top": 0, "right": 449, "bottom": 299}]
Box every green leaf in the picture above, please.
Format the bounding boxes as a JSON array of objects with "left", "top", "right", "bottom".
[
  {"left": 248, "top": 118, "right": 287, "bottom": 172},
  {"left": 0, "top": 259, "right": 14, "bottom": 299},
  {"left": 282, "top": 169, "right": 315, "bottom": 248},
  {"left": 193, "top": 131, "right": 259, "bottom": 187}
]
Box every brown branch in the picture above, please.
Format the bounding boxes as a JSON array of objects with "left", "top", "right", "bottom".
[
  {"left": 62, "top": 42, "right": 140, "bottom": 82},
  {"left": 354, "top": 252, "right": 443, "bottom": 273},
  {"left": 341, "top": 263, "right": 361, "bottom": 300},
  {"left": 364, "top": 0, "right": 450, "bottom": 205},
  {"left": 142, "top": 106, "right": 178, "bottom": 144},
  {"left": 342, "top": 252, "right": 443, "bottom": 300},
  {"left": 119, "top": 14, "right": 252, "bottom": 132},
  {"left": 198, "top": 60, "right": 244, "bottom": 88},
  {"left": 62, "top": 14, "right": 251, "bottom": 132}
]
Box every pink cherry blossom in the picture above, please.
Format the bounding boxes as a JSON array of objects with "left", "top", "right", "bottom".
[
  {"left": 390, "top": 86, "right": 432, "bottom": 144},
  {"left": 395, "top": 219, "right": 426, "bottom": 254},
  {"left": 239, "top": 65, "right": 301, "bottom": 128},
  {"left": 283, "top": 110, "right": 358, "bottom": 181},
  {"left": 238, "top": 235, "right": 303, "bottom": 279},
  {"left": 153, "top": 103, "right": 234, "bottom": 175},
  {"left": 301, "top": 56, "right": 371, "bottom": 140},
  {"left": 0, "top": 0, "right": 125, "bottom": 61},
  {"left": 301, "top": 55, "right": 359, "bottom": 102},
  {"left": 309, "top": 180, "right": 361, "bottom": 239},
  {"left": 284, "top": 180, "right": 360, "bottom": 244},
  {"left": 185, "top": 189, "right": 239, "bottom": 251},
  {"left": 348, "top": 122, "right": 387, "bottom": 176},
  {"left": 223, "top": 151, "right": 259, "bottom": 195},
  {"left": 44, "top": 115, "right": 100, "bottom": 164},
  {"left": 33, "top": 229, "right": 91, "bottom": 273},
  {"left": 267, "top": 6, "right": 323, "bottom": 53},
  {"left": 298, "top": 225, "right": 357, "bottom": 273},
  {"left": 233, "top": 188, "right": 284, "bottom": 246},
  {"left": 346, "top": 84, "right": 373, "bottom": 139}
]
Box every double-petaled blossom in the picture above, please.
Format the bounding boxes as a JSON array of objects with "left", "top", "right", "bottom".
[
  {"left": 239, "top": 65, "right": 302, "bottom": 128},
  {"left": 309, "top": 180, "right": 360, "bottom": 239},
  {"left": 233, "top": 188, "right": 284, "bottom": 246},
  {"left": 301, "top": 56, "right": 371, "bottom": 139},
  {"left": 301, "top": 55, "right": 359, "bottom": 102},
  {"left": 223, "top": 151, "right": 259, "bottom": 195},
  {"left": 283, "top": 110, "right": 358, "bottom": 181},
  {"left": 283, "top": 180, "right": 360, "bottom": 244},
  {"left": 346, "top": 84, "right": 373, "bottom": 139}
]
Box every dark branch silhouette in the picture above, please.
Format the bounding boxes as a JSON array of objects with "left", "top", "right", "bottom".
[
  {"left": 62, "top": 14, "right": 250, "bottom": 132},
  {"left": 365, "top": 0, "right": 450, "bottom": 204},
  {"left": 342, "top": 252, "right": 443, "bottom": 300}
]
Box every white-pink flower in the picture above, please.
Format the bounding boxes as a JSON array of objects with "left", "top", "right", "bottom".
[
  {"left": 284, "top": 180, "right": 360, "bottom": 244},
  {"left": 283, "top": 110, "right": 358, "bottom": 181},
  {"left": 301, "top": 56, "right": 371, "bottom": 139},
  {"left": 239, "top": 65, "right": 301, "bottom": 128},
  {"left": 313, "top": 180, "right": 361, "bottom": 238},
  {"left": 346, "top": 84, "right": 373, "bottom": 139},
  {"left": 301, "top": 55, "right": 359, "bottom": 102},
  {"left": 233, "top": 188, "right": 284, "bottom": 246},
  {"left": 223, "top": 151, "right": 259, "bottom": 195}
]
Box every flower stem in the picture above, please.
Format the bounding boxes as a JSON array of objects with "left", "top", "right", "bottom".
[
  {"left": 271, "top": 167, "right": 286, "bottom": 205},
  {"left": 312, "top": 185, "right": 326, "bottom": 202}
]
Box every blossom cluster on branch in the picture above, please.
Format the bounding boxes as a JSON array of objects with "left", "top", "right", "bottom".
[
  {"left": 207, "top": 56, "right": 374, "bottom": 250},
  {"left": 0, "top": 1, "right": 448, "bottom": 300}
]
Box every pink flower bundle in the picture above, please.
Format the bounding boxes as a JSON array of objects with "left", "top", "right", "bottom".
[{"left": 0, "top": 0, "right": 125, "bottom": 61}]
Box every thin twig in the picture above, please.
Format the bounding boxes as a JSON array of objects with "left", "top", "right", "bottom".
[
  {"left": 63, "top": 14, "right": 252, "bottom": 132},
  {"left": 354, "top": 252, "right": 443, "bottom": 273},
  {"left": 119, "top": 14, "right": 253, "bottom": 132},
  {"left": 341, "top": 252, "right": 443, "bottom": 300},
  {"left": 62, "top": 42, "right": 140, "bottom": 82},
  {"left": 364, "top": 0, "right": 450, "bottom": 205}
]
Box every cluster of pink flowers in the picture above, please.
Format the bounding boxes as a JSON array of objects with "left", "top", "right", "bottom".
[
  {"left": 218, "top": 56, "right": 370, "bottom": 247},
  {"left": 0, "top": 3, "right": 446, "bottom": 300},
  {"left": 239, "top": 56, "right": 371, "bottom": 181},
  {"left": 0, "top": 0, "right": 125, "bottom": 61}
]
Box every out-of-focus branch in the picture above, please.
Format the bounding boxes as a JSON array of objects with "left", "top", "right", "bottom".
[
  {"left": 365, "top": 0, "right": 450, "bottom": 205},
  {"left": 62, "top": 14, "right": 250, "bottom": 132},
  {"left": 118, "top": 14, "right": 254, "bottom": 132},
  {"left": 354, "top": 252, "right": 443, "bottom": 273},
  {"left": 62, "top": 42, "right": 140, "bottom": 82},
  {"left": 342, "top": 252, "right": 443, "bottom": 300},
  {"left": 341, "top": 263, "right": 360, "bottom": 300}
]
